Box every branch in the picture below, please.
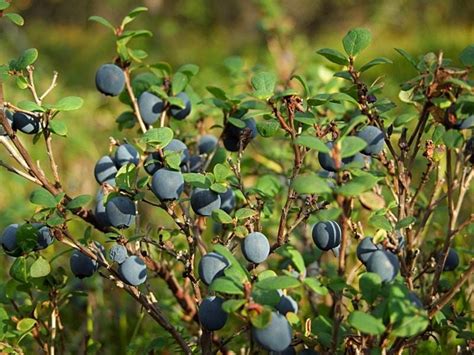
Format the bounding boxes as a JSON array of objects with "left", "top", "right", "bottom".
[{"left": 123, "top": 67, "right": 147, "bottom": 134}]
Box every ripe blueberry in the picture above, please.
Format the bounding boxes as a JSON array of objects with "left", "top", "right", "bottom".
[
  {"left": 115, "top": 144, "right": 140, "bottom": 167},
  {"left": 138, "top": 91, "right": 164, "bottom": 125},
  {"left": 312, "top": 221, "right": 341, "bottom": 251},
  {"left": 119, "top": 255, "right": 147, "bottom": 286},
  {"left": 191, "top": 188, "right": 221, "bottom": 216},
  {"left": 198, "top": 252, "right": 229, "bottom": 286},
  {"left": 105, "top": 195, "right": 136, "bottom": 229},
  {"left": 169, "top": 92, "right": 191, "bottom": 120},
  {"left": 252, "top": 311, "right": 292, "bottom": 352},
  {"left": 357, "top": 126, "right": 384, "bottom": 155},
  {"left": 198, "top": 296, "right": 228, "bottom": 331},
  {"left": 151, "top": 168, "right": 184, "bottom": 201},
  {"left": 95, "top": 64, "right": 125, "bottom": 97},
  {"left": 241, "top": 232, "right": 270, "bottom": 264},
  {"left": 94, "top": 155, "right": 118, "bottom": 184},
  {"left": 366, "top": 250, "right": 399, "bottom": 283}
]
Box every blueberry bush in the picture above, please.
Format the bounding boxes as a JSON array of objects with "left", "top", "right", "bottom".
[{"left": 0, "top": 2, "right": 473, "bottom": 354}]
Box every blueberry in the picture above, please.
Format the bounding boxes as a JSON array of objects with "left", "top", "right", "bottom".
[
  {"left": 70, "top": 249, "right": 98, "bottom": 279},
  {"left": 144, "top": 152, "right": 163, "bottom": 175},
  {"left": 138, "top": 91, "right": 164, "bottom": 125},
  {"left": 345, "top": 152, "right": 371, "bottom": 169},
  {"left": 0, "top": 224, "right": 21, "bottom": 257},
  {"left": 223, "top": 118, "right": 257, "bottom": 152},
  {"left": 169, "top": 92, "right": 191, "bottom": 120},
  {"left": 191, "top": 188, "right": 221, "bottom": 216},
  {"left": 115, "top": 144, "right": 140, "bottom": 167},
  {"left": 454, "top": 115, "right": 474, "bottom": 130},
  {"left": 94, "top": 155, "right": 118, "bottom": 184},
  {"left": 12, "top": 112, "right": 40, "bottom": 134},
  {"left": 198, "top": 296, "right": 228, "bottom": 331},
  {"left": 0, "top": 109, "right": 13, "bottom": 136},
  {"left": 198, "top": 252, "right": 229, "bottom": 286},
  {"left": 442, "top": 248, "right": 459, "bottom": 271},
  {"left": 318, "top": 142, "right": 340, "bottom": 172},
  {"left": 408, "top": 292, "right": 423, "bottom": 308},
  {"left": 366, "top": 250, "right": 399, "bottom": 283},
  {"left": 94, "top": 196, "right": 111, "bottom": 228},
  {"left": 119, "top": 255, "right": 147, "bottom": 286},
  {"left": 109, "top": 244, "right": 128, "bottom": 264},
  {"left": 105, "top": 195, "right": 136, "bottom": 229},
  {"left": 198, "top": 135, "right": 218, "bottom": 155},
  {"left": 275, "top": 291, "right": 298, "bottom": 315},
  {"left": 270, "top": 346, "right": 296, "bottom": 355},
  {"left": 151, "top": 168, "right": 184, "bottom": 201},
  {"left": 33, "top": 224, "right": 54, "bottom": 250},
  {"left": 241, "top": 232, "right": 270, "bottom": 264},
  {"left": 95, "top": 64, "right": 125, "bottom": 97},
  {"left": 357, "top": 126, "right": 384, "bottom": 155},
  {"left": 312, "top": 221, "right": 341, "bottom": 251},
  {"left": 187, "top": 155, "right": 204, "bottom": 173},
  {"left": 252, "top": 311, "right": 292, "bottom": 352},
  {"left": 219, "top": 188, "right": 236, "bottom": 213},
  {"left": 165, "top": 139, "right": 190, "bottom": 164},
  {"left": 356, "top": 237, "right": 382, "bottom": 264}
]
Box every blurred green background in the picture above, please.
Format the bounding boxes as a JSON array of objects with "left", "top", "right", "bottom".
[{"left": 0, "top": 0, "right": 473, "bottom": 353}]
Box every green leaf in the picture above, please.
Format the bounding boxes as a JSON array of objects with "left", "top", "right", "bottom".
[
  {"left": 207, "top": 86, "right": 227, "bottom": 100},
  {"left": 256, "top": 120, "right": 279, "bottom": 137},
  {"left": 291, "top": 74, "right": 310, "bottom": 97},
  {"left": 16, "top": 318, "right": 36, "bottom": 332},
  {"left": 369, "top": 214, "right": 393, "bottom": 232},
  {"left": 392, "top": 313, "right": 429, "bottom": 337},
  {"left": 15, "top": 76, "right": 28, "bottom": 89},
  {"left": 255, "top": 276, "right": 300, "bottom": 290},
  {"left": 88, "top": 15, "right": 115, "bottom": 32},
  {"left": 17, "top": 100, "right": 44, "bottom": 112},
  {"left": 213, "top": 163, "right": 232, "bottom": 182},
  {"left": 66, "top": 195, "right": 92, "bottom": 210},
  {"left": 359, "top": 272, "right": 382, "bottom": 303},
  {"left": 212, "top": 209, "right": 234, "bottom": 224},
  {"left": 167, "top": 96, "right": 185, "bottom": 109},
  {"left": 235, "top": 208, "right": 256, "bottom": 220},
  {"left": 395, "top": 216, "right": 416, "bottom": 230},
  {"left": 348, "top": 311, "right": 385, "bottom": 335},
  {"left": 394, "top": 48, "right": 418, "bottom": 69},
  {"left": 276, "top": 245, "right": 306, "bottom": 274},
  {"left": 209, "top": 277, "right": 244, "bottom": 295},
  {"left": 17, "top": 48, "right": 39, "bottom": 69},
  {"left": 316, "top": 48, "right": 348, "bottom": 65},
  {"left": 10, "top": 257, "right": 30, "bottom": 283},
  {"left": 250, "top": 306, "right": 272, "bottom": 329},
  {"left": 210, "top": 183, "right": 227, "bottom": 194},
  {"left": 251, "top": 72, "right": 276, "bottom": 99},
  {"left": 49, "top": 120, "right": 67, "bottom": 137},
  {"left": 443, "top": 129, "right": 464, "bottom": 149},
  {"left": 115, "top": 163, "right": 138, "bottom": 191},
  {"left": 30, "top": 256, "right": 51, "bottom": 278},
  {"left": 171, "top": 72, "right": 188, "bottom": 95},
  {"left": 30, "top": 188, "right": 57, "bottom": 208},
  {"left": 255, "top": 175, "right": 281, "bottom": 198},
  {"left": 182, "top": 173, "right": 211, "bottom": 188},
  {"left": 46, "top": 210, "right": 65, "bottom": 227},
  {"left": 342, "top": 28, "right": 372, "bottom": 57},
  {"left": 296, "top": 135, "right": 330, "bottom": 152},
  {"left": 140, "top": 127, "right": 173, "bottom": 148},
  {"left": 4, "top": 13, "right": 24, "bottom": 26},
  {"left": 459, "top": 44, "right": 474, "bottom": 66},
  {"left": 0, "top": 1, "right": 11, "bottom": 10},
  {"left": 359, "top": 57, "right": 392, "bottom": 72},
  {"left": 16, "top": 224, "right": 38, "bottom": 252},
  {"left": 51, "top": 96, "right": 84, "bottom": 111},
  {"left": 339, "top": 136, "right": 367, "bottom": 158},
  {"left": 291, "top": 174, "right": 332, "bottom": 195},
  {"left": 213, "top": 244, "right": 250, "bottom": 281},
  {"left": 336, "top": 174, "right": 380, "bottom": 197},
  {"left": 121, "top": 6, "right": 148, "bottom": 28},
  {"left": 304, "top": 278, "right": 329, "bottom": 295},
  {"left": 222, "top": 299, "right": 246, "bottom": 313},
  {"left": 178, "top": 63, "right": 199, "bottom": 77}
]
